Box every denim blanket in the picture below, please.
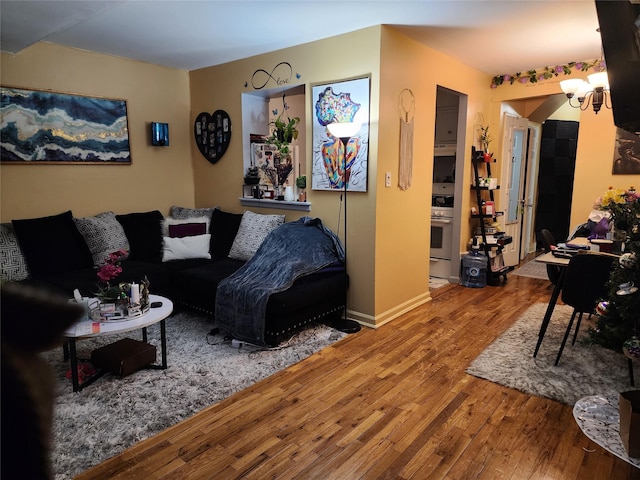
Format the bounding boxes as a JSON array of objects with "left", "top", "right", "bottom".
[{"left": 215, "top": 217, "right": 344, "bottom": 346}]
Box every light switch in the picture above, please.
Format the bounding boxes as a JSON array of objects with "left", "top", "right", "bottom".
[{"left": 385, "top": 172, "right": 392, "bottom": 187}]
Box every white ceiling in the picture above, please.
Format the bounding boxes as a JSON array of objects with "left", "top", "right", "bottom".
[{"left": 0, "top": 0, "right": 604, "bottom": 75}]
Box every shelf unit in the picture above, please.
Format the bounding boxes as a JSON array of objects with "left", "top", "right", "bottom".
[
  {"left": 239, "top": 184, "right": 310, "bottom": 212},
  {"left": 470, "top": 147, "right": 514, "bottom": 285}
]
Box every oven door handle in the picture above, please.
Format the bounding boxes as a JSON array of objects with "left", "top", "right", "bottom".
[{"left": 431, "top": 218, "right": 452, "bottom": 224}]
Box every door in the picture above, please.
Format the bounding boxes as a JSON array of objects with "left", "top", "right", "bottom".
[{"left": 501, "top": 115, "right": 529, "bottom": 266}]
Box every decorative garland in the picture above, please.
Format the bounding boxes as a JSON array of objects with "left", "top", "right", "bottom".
[{"left": 490, "top": 59, "right": 606, "bottom": 89}]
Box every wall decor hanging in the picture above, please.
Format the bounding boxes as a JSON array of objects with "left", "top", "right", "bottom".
[
  {"left": 612, "top": 127, "right": 640, "bottom": 175},
  {"left": 150, "top": 122, "right": 169, "bottom": 146},
  {"left": 0, "top": 86, "right": 131, "bottom": 164},
  {"left": 398, "top": 88, "right": 415, "bottom": 191},
  {"left": 248, "top": 61, "right": 297, "bottom": 90},
  {"left": 311, "top": 76, "right": 370, "bottom": 192},
  {"left": 193, "top": 110, "right": 231, "bottom": 164}
]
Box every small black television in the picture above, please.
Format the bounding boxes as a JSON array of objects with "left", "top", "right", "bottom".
[{"left": 595, "top": 0, "right": 640, "bottom": 134}]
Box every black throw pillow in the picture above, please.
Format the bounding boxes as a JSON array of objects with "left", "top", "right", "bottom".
[
  {"left": 12, "top": 210, "right": 93, "bottom": 279},
  {"left": 116, "top": 211, "right": 163, "bottom": 262},
  {"left": 209, "top": 209, "right": 243, "bottom": 258}
]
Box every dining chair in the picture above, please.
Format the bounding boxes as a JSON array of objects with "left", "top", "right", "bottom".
[
  {"left": 541, "top": 228, "right": 561, "bottom": 285},
  {"left": 554, "top": 252, "right": 615, "bottom": 366}
]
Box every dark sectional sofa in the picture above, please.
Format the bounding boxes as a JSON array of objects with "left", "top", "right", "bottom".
[{"left": 0, "top": 207, "right": 347, "bottom": 347}]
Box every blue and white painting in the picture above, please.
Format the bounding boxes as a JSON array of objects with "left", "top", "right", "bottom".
[{"left": 1, "top": 87, "right": 131, "bottom": 164}]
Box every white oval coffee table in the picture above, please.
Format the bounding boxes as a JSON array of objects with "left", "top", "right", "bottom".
[{"left": 63, "top": 294, "right": 173, "bottom": 392}]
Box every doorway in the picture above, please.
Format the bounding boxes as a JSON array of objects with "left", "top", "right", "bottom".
[
  {"left": 533, "top": 119, "right": 579, "bottom": 245},
  {"left": 500, "top": 115, "right": 538, "bottom": 265},
  {"left": 430, "top": 86, "right": 468, "bottom": 284}
]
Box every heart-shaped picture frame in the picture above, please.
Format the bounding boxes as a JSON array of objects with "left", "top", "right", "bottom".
[{"left": 194, "top": 110, "right": 232, "bottom": 164}]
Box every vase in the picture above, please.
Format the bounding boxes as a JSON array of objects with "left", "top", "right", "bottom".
[{"left": 483, "top": 152, "right": 493, "bottom": 162}]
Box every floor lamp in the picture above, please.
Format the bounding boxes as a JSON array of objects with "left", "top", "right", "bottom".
[{"left": 327, "top": 121, "right": 361, "bottom": 334}]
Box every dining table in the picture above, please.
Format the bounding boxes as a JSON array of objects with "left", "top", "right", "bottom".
[{"left": 532, "top": 236, "right": 590, "bottom": 357}]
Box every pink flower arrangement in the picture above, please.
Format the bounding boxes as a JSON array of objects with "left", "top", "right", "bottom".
[
  {"left": 95, "top": 249, "right": 128, "bottom": 301},
  {"left": 97, "top": 249, "right": 127, "bottom": 282}
]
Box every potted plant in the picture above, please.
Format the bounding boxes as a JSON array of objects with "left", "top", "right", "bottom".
[
  {"left": 296, "top": 175, "right": 306, "bottom": 202},
  {"left": 266, "top": 93, "right": 300, "bottom": 157},
  {"left": 478, "top": 124, "right": 494, "bottom": 161},
  {"left": 267, "top": 115, "right": 300, "bottom": 156}
]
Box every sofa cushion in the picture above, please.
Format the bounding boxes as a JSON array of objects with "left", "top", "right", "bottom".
[
  {"left": 74, "top": 211, "right": 130, "bottom": 267},
  {"left": 209, "top": 209, "right": 243, "bottom": 259},
  {"left": 0, "top": 223, "right": 30, "bottom": 282},
  {"left": 169, "top": 258, "right": 245, "bottom": 312},
  {"left": 228, "top": 211, "right": 285, "bottom": 261},
  {"left": 169, "top": 223, "right": 206, "bottom": 238},
  {"left": 162, "top": 234, "right": 211, "bottom": 262},
  {"left": 162, "top": 216, "right": 210, "bottom": 238},
  {"left": 170, "top": 205, "right": 216, "bottom": 220},
  {"left": 12, "top": 211, "right": 93, "bottom": 279},
  {"left": 116, "top": 211, "right": 163, "bottom": 262}
]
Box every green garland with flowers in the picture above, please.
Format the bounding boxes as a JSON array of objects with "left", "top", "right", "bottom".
[
  {"left": 587, "top": 186, "right": 640, "bottom": 353},
  {"left": 490, "top": 59, "right": 605, "bottom": 89}
]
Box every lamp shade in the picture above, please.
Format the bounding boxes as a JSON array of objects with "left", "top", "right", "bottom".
[
  {"left": 575, "top": 81, "right": 592, "bottom": 99},
  {"left": 588, "top": 71, "right": 610, "bottom": 89},
  {"left": 327, "top": 121, "right": 361, "bottom": 138},
  {"left": 559, "top": 78, "right": 584, "bottom": 95}
]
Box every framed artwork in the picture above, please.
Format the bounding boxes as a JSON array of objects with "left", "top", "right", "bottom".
[
  {"left": 311, "top": 76, "right": 370, "bottom": 192},
  {"left": 193, "top": 109, "right": 232, "bottom": 164},
  {"left": 1, "top": 86, "right": 131, "bottom": 164},
  {"left": 612, "top": 127, "right": 640, "bottom": 174}
]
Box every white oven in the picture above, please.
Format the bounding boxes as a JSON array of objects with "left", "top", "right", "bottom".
[
  {"left": 430, "top": 183, "right": 455, "bottom": 278},
  {"left": 431, "top": 209, "right": 454, "bottom": 260}
]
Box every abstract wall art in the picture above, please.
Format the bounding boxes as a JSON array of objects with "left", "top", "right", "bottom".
[
  {"left": 0, "top": 87, "right": 131, "bottom": 164},
  {"left": 311, "top": 77, "right": 370, "bottom": 192}
]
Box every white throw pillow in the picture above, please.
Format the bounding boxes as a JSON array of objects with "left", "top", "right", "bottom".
[
  {"left": 228, "top": 211, "right": 285, "bottom": 261},
  {"left": 162, "top": 234, "right": 211, "bottom": 262}
]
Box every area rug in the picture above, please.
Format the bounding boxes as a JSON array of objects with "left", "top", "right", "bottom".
[
  {"left": 511, "top": 258, "right": 549, "bottom": 280},
  {"left": 466, "top": 303, "right": 634, "bottom": 406},
  {"left": 41, "top": 311, "right": 347, "bottom": 480}
]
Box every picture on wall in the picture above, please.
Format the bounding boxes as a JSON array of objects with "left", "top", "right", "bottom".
[
  {"left": 0, "top": 86, "right": 131, "bottom": 164},
  {"left": 612, "top": 127, "right": 640, "bottom": 174},
  {"left": 311, "top": 76, "right": 370, "bottom": 192}
]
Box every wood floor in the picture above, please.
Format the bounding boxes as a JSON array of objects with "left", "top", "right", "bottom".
[{"left": 76, "top": 272, "right": 640, "bottom": 480}]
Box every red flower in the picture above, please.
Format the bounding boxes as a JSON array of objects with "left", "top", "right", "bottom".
[
  {"left": 96, "top": 249, "right": 127, "bottom": 283},
  {"left": 106, "top": 249, "right": 128, "bottom": 263},
  {"left": 97, "top": 263, "right": 122, "bottom": 282}
]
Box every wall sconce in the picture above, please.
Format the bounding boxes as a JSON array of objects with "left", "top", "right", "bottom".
[
  {"left": 559, "top": 72, "right": 612, "bottom": 114},
  {"left": 151, "top": 122, "right": 169, "bottom": 146}
]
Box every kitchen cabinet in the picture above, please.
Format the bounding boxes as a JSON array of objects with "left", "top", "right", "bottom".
[{"left": 435, "top": 106, "right": 458, "bottom": 144}]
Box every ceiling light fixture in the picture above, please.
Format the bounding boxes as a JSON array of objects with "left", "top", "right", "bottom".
[{"left": 559, "top": 71, "right": 612, "bottom": 114}]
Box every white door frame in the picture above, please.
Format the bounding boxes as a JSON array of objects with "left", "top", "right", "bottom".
[{"left": 500, "top": 114, "right": 532, "bottom": 265}]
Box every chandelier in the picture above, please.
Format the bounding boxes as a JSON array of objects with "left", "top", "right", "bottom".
[{"left": 559, "top": 72, "right": 612, "bottom": 114}]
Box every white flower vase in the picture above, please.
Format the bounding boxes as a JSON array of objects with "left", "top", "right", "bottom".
[{"left": 284, "top": 185, "right": 294, "bottom": 202}]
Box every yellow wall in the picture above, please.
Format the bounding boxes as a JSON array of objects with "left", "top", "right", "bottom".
[
  {"left": 0, "top": 43, "right": 193, "bottom": 221},
  {"left": 375, "top": 27, "right": 493, "bottom": 324},
  {"left": 488, "top": 72, "right": 638, "bottom": 233},
  {"left": 189, "top": 27, "right": 382, "bottom": 322}
]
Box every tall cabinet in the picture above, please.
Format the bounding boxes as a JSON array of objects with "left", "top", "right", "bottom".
[{"left": 470, "top": 147, "right": 514, "bottom": 285}]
